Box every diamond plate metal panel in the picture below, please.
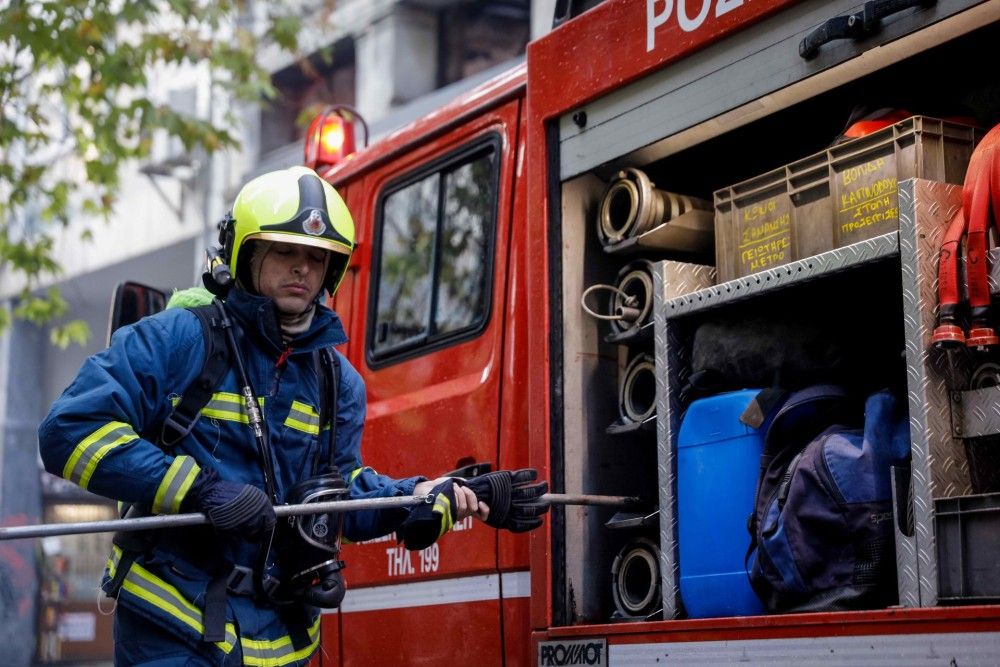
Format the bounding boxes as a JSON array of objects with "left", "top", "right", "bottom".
[
  {"left": 898, "top": 178, "right": 969, "bottom": 608},
  {"left": 954, "top": 385, "right": 1000, "bottom": 438},
  {"left": 891, "top": 466, "right": 918, "bottom": 609},
  {"left": 663, "top": 233, "right": 899, "bottom": 318},
  {"left": 653, "top": 260, "right": 715, "bottom": 619},
  {"left": 989, "top": 247, "right": 1000, "bottom": 293}
]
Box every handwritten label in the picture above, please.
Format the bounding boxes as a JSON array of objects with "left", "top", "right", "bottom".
[
  {"left": 838, "top": 159, "right": 898, "bottom": 238},
  {"left": 738, "top": 197, "right": 791, "bottom": 274}
]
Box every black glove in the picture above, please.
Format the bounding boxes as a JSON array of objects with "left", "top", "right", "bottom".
[
  {"left": 462, "top": 468, "right": 548, "bottom": 533},
  {"left": 396, "top": 478, "right": 460, "bottom": 551},
  {"left": 182, "top": 467, "right": 276, "bottom": 539}
]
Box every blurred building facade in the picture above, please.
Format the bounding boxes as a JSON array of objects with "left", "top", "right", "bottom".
[{"left": 0, "top": 1, "right": 553, "bottom": 662}]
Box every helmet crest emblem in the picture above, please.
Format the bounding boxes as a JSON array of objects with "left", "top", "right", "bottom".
[{"left": 303, "top": 210, "right": 326, "bottom": 236}]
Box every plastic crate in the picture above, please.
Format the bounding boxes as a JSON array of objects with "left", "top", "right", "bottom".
[
  {"left": 935, "top": 493, "right": 1000, "bottom": 603},
  {"left": 713, "top": 117, "right": 982, "bottom": 283}
]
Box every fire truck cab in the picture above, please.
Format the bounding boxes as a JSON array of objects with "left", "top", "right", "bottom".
[{"left": 313, "top": 1, "right": 1000, "bottom": 664}]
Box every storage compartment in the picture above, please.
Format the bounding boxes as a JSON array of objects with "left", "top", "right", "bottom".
[
  {"left": 935, "top": 493, "right": 1000, "bottom": 603},
  {"left": 713, "top": 117, "right": 981, "bottom": 283},
  {"left": 549, "top": 12, "right": 1000, "bottom": 626}
]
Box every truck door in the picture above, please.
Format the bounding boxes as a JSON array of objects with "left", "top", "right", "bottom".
[{"left": 336, "top": 97, "right": 522, "bottom": 665}]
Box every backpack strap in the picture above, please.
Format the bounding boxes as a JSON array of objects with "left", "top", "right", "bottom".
[
  {"left": 108, "top": 306, "right": 231, "bottom": 598},
  {"left": 160, "top": 304, "right": 231, "bottom": 448},
  {"left": 314, "top": 347, "right": 341, "bottom": 471}
]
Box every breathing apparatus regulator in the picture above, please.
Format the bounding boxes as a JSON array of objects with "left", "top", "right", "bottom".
[
  {"left": 201, "top": 167, "right": 358, "bottom": 608},
  {"left": 267, "top": 453, "right": 350, "bottom": 608}
]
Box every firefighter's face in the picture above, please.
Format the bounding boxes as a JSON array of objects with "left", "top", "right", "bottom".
[{"left": 256, "top": 241, "right": 330, "bottom": 314}]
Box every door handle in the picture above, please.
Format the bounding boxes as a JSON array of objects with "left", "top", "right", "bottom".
[
  {"left": 799, "top": 0, "right": 936, "bottom": 60},
  {"left": 441, "top": 461, "right": 493, "bottom": 478}
]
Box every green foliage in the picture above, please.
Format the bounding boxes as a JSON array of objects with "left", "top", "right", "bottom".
[{"left": 0, "top": 0, "right": 305, "bottom": 345}]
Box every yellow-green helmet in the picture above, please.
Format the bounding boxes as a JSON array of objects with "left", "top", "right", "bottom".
[{"left": 226, "top": 166, "right": 355, "bottom": 296}]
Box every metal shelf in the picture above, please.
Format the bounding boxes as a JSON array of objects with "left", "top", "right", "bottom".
[{"left": 662, "top": 232, "right": 900, "bottom": 319}]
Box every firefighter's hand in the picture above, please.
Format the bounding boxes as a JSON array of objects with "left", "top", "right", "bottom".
[
  {"left": 461, "top": 469, "right": 548, "bottom": 533},
  {"left": 399, "top": 477, "right": 485, "bottom": 550},
  {"left": 183, "top": 468, "right": 276, "bottom": 539},
  {"left": 413, "top": 477, "right": 488, "bottom": 521}
]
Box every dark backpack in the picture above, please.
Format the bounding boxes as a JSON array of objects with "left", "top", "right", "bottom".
[{"left": 746, "top": 385, "right": 910, "bottom": 613}]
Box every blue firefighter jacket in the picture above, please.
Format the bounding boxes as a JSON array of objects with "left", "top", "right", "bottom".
[{"left": 38, "top": 288, "right": 423, "bottom": 665}]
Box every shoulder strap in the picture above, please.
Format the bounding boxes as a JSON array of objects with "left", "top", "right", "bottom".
[
  {"left": 314, "top": 347, "right": 341, "bottom": 471},
  {"left": 160, "top": 304, "right": 231, "bottom": 448}
]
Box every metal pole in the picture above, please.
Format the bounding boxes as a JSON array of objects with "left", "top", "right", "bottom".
[
  {"left": 543, "top": 493, "right": 643, "bottom": 508},
  {"left": 0, "top": 495, "right": 433, "bottom": 541},
  {"left": 0, "top": 492, "right": 645, "bottom": 541}
]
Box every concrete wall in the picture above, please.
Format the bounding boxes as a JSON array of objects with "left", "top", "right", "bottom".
[{"left": 356, "top": 5, "right": 439, "bottom": 123}]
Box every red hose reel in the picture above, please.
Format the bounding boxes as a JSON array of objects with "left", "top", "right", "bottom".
[{"left": 933, "top": 123, "right": 1000, "bottom": 350}]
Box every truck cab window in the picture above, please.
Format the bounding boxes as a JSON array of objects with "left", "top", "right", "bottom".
[{"left": 370, "top": 140, "right": 498, "bottom": 362}]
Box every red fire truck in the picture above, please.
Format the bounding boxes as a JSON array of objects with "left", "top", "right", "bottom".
[{"left": 305, "top": 0, "right": 1000, "bottom": 664}]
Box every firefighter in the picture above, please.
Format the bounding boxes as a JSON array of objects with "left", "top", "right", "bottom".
[{"left": 37, "top": 166, "right": 491, "bottom": 666}]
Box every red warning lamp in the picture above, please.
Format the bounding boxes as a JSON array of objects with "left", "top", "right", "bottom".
[{"left": 304, "top": 105, "right": 368, "bottom": 171}]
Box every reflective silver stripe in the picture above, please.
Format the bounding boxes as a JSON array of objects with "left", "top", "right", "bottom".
[
  {"left": 501, "top": 571, "right": 531, "bottom": 598},
  {"left": 106, "top": 545, "right": 122, "bottom": 578},
  {"left": 110, "top": 546, "right": 237, "bottom": 653},
  {"left": 63, "top": 422, "right": 138, "bottom": 489},
  {"left": 152, "top": 456, "right": 200, "bottom": 514},
  {"left": 284, "top": 400, "right": 321, "bottom": 435},
  {"left": 240, "top": 614, "right": 321, "bottom": 666},
  {"left": 201, "top": 392, "right": 254, "bottom": 423},
  {"left": 333, "top": 572, "right": 530, "bottom": 613}
]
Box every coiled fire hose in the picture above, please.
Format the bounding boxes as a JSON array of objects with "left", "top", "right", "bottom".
[
  {"left": 611, "top": 537, "right": 662, "bottom": 618},
  {"left": 580, "top": 260, "right": 655, "bottom": 336},
  {"left": 619, "top": 353, "right": 657, "bottom": 424},
  {"left": 597, "top": 167, "right": 711, "bottom": 246}
]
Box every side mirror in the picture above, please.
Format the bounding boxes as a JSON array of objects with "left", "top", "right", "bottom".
[{"left": 107, "top": 281, "right": 167, "bottom": 345}]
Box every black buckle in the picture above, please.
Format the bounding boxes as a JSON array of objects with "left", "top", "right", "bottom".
[
  {"left": 160, "top": 411, "right": 199, "bottom": 447},
  {"left": 226, "top": 565, "right": 256, "bottom": 596},
  {"left": 261, "top": 573, "right": 282, "bottom": 599}
]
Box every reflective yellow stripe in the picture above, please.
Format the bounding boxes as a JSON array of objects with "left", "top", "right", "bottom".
[
  {"left": 241, "top": 614, "right": 321, "bottom": 666},
  {"left": 201, "top": 392, "right": 250, "bottom": 423},
  {"left": 435, "top": 494, "right": 454, "bottom": 538},
  {"left": 284, "top": 400, "right": 321, "bottom": 436},
  {"left": 169, "top": 393, "right": 264, "bottom": 425},
  {"left": 153, "top": 456, "right": 201, "bottom": 514},
  {"left": 107, "top": 545, "right": 121, "bottom": 578},
  {"left": 63, "top": 421, "right": 139, "bottom": 490},
  {"left": 341, "top": 467, "right": 375, "bottom": 544},
  {"left": 109, "top": 545, "right": 236, "bottom": 654}
]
